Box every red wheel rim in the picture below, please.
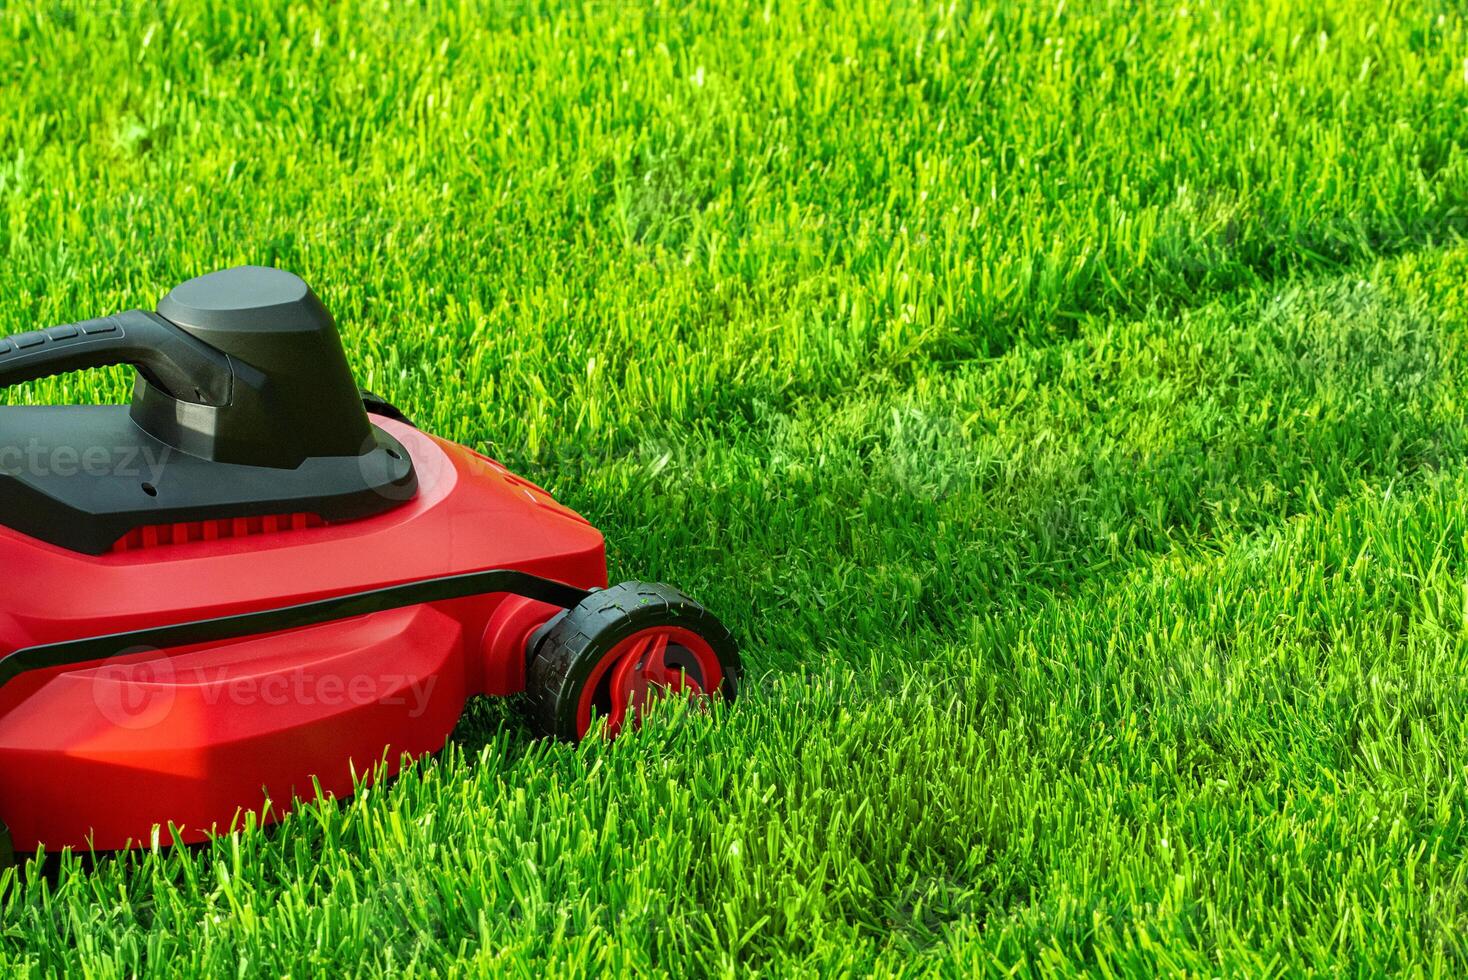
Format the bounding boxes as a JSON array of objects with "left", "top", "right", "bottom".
[{"left": 576, "top": 625, "right": 724, "bottom": 738}]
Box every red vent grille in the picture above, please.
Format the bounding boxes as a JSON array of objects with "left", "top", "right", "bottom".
[{"left": 111, "top": 513, "right": 325, "bottom": 553}]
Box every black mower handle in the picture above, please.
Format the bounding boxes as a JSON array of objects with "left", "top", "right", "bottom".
[
  {"left": 0, "top": 267, "right": 379, "bottom": 470},
  {"left": 0, "top": 309, "right": 233, "bottom": 405}
]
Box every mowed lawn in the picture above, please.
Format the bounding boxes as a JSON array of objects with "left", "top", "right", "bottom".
[{"left": 3, "top": 0, "right": 1468, "bottom": 974}]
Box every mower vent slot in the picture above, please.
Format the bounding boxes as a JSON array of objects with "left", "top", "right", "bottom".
[{"left": 111, "top": 513, "right": 325, "bottom": 553}]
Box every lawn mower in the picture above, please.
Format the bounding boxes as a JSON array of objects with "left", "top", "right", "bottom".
[{"left": 0, "top": 266, "right": 740, "bottom": 864}]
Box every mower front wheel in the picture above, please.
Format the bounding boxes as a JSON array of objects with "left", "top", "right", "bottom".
[{"left": 524, "top": 582, "right": 741, "bottom": 741}]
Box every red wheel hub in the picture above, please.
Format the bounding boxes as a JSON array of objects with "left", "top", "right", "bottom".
[{"left": 576, "top": 626, "right": 724, "bottom": 738}]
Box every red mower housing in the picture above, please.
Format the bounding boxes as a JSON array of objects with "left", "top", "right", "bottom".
[
  {"left": 0, "top": 418, "right": 602, "bottom": 851},
  {"left": 0, "top": 267, "right": 740, "bottom": 858}
]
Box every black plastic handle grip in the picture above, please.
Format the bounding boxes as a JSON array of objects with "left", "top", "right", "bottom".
[{"left": 0, "top": 309, "right": 233, "bottom": 404}]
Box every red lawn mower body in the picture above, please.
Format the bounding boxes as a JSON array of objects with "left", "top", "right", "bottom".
[
  {"left": 0, "top": 418, "right": 605, "bottom": 851},
  {"left": 0, "top": 266, "right": 739, "bottom": 858}
]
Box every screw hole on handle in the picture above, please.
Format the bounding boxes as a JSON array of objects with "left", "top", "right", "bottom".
[{"left": 141, "top": 482, "right": 158, "bottom": 497}]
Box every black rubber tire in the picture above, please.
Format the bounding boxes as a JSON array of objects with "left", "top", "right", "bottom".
[{"left": 524, "top": 582, "right": 741, "bottom": 741}]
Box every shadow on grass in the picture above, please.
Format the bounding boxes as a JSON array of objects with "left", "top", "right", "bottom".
[{"left": 539, "top": 270, "right": 1463, "bottom": 677}]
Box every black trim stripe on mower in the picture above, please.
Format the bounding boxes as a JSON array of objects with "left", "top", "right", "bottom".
[{"left": 0, "top": 569, "right": 593, "bottom": 688}]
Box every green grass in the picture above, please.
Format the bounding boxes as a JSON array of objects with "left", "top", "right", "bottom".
[{"left": 3, "top": 0, "right": 1468, "bottom": 973}]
